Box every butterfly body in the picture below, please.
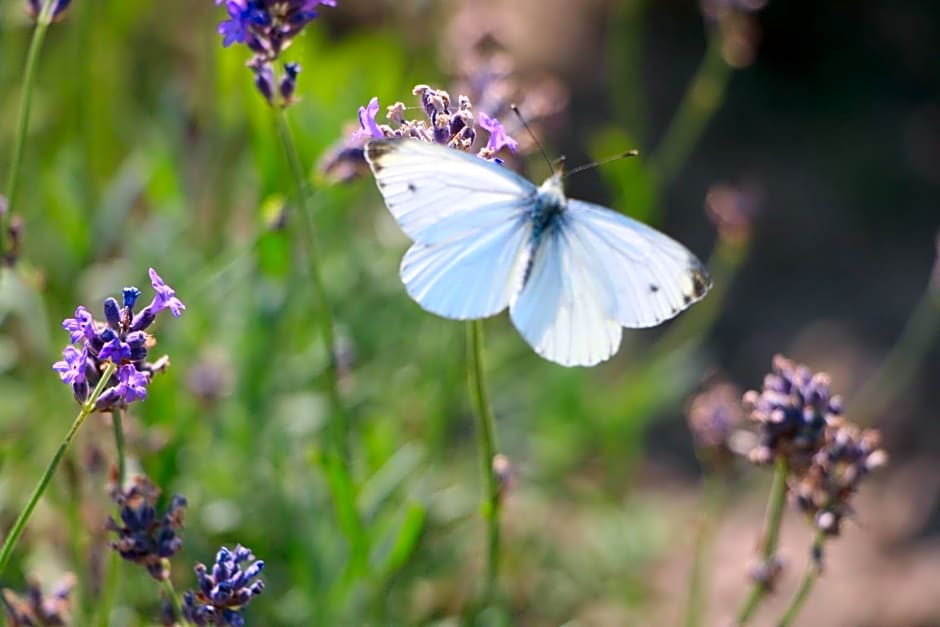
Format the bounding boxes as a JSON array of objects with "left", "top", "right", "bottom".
[{"left": 365, "top": 138, "right": 711, "bottom": 367}]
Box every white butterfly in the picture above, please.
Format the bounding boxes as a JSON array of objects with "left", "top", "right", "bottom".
[{"left": 364, "top": 138, "right": 711, "bottom": 367}]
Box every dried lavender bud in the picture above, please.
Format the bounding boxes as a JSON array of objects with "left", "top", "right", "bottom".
[{"left": 106, "top": 475, "right": 187, "bottom": 581}]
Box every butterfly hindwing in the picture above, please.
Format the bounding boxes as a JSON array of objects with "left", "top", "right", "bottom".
[
  {"left": 401, "top": 215, "right": 532, "bottom": 320},
  {"left": 509, "top": 217, "right": 623, "bottom": 367}
]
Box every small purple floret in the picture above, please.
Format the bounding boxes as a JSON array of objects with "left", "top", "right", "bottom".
[
  {"left": 353, "top": 97, "right": 384, "bottom": 141},
  {"left": 148, "top": 268, "right": 185, "bottom": 317},
  {"left": 52, "top": 346, "right": 87, "bottom": 385},
  {"left": 479, "top": 112, "right": 518, "bottom": 154},
  {"left": 62, "top": 306, "right": 96, "bottom": 344},
  {"left": 116, "top": 365, "right": 150, "bottom": 403}
]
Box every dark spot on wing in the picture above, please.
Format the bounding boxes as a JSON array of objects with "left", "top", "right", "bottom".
[
  {"left": 407, "top": 183, "right": 417, "bottom": 193},
  {"left": 686, "top": 257, "right": 713, "bottom": 301},
  {"left": 683, "top": 294, "right": 692, "bottom": 305},
  {"left": 649, "top": 284, "right": 659, "bottom": 293},
  {"left": 364, "top": 139, "right": 395, "bottom": 170}
]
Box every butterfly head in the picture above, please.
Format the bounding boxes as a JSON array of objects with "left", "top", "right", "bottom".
[{"left": 537, "top": 172, "right": 567, "bottom": 212}]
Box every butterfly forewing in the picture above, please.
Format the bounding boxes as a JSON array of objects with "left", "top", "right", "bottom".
[
  {"left": 365, "top": 139, "right": 536, "bottom": 244},
  {"left": 366, "top": 139, "right": 537, "bottom": 320},
  {"left": 563, "top": 200, "right": 712, "bottom": 328}
]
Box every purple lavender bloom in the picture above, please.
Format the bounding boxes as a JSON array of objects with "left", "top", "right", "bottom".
[
  {"left": 52, "top": 346, "right": 87, "bottom": 385},
  {"left": 182, "top": 545, "right": 265, "bottom": 627},
  {"left": 214, "top": 0, "right": 336, "bottom": 106},
  {"left": 353, "top": 97, "right": 384, "bottom": 141},
  {"left": 55, "top": 268, "right": 181, "bottom": 411},
  {"left": 62, "top": 306, "right": 96, "bottom": 344},
  {"left": 218, "top": 1, "right": 252, "bottom": 47},
  {"left": 148, "top": 268, "right": 185, "bottom": 317},
  {"left": 2, "top": 573, "right": 75, "bottom": 626},
  {"left": 106, "top": 476, "right": 187, "bottom": 581},
  {"left": 478, "top": 112, "right": 518, "bottom": 153}
]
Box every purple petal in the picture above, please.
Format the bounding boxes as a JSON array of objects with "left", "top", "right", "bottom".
[
  {"left": 478, "top": 112, "right": 519, "bottom": 154},
  {"left": 62, "top": 306, "right": 96, "bottom": 344},
  {"left": 117, "top": 365, "right": 150, "bottom": 403},
  {"left": 148, "top": 268, "right": 186, "bottom": 317},
  {"left": 52, "top": 345, "right": 87, "bottom": 384},
  {"left": 353, "top": 97, "right": 384, "bottom": 141}
]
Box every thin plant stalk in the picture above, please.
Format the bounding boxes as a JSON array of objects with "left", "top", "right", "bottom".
[
  {"left": 160, "top": 574, "right": 183, "bottom": 624},
  {"left": 1, "top": 0, "right": 60, "bottom": 264},
  {"left": 849, "top": 278, "right": 940, "bottom": 426},
  {"left": 273, "top": 109, "right": 368, "bottom": 572},
  {"left": 466, "top": 320, "right": 500, "bottom": 603},
  {"left": 648, "top": 29, "right": 732, "bottom": 190},
  {"left": 94, "top": 553, "right": 120, "bottom": 627},
  {"left": 736, "top": 455, "right": 788, "bottom": 625},
  {"left": 776, "top": 532, "right": 826, "bottom": 627},
  {"left": 94, "top": 410, "right": 128, "bottom": 626},
  {"left": 0, "top": 362, "right": 117, "bottom": 574},
  {"left": 273, "top": 109, "right": 347, "bottom": 453},
  {"left": 111, "top": 409, "right": 127, "bottom": 486},
  {"left": 683, "top": 474, "right": 727, "bottom": 627}
]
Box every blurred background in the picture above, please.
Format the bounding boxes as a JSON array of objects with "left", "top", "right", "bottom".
[{"left": 0, "top": 0, "right": 938, "bottom": 625}]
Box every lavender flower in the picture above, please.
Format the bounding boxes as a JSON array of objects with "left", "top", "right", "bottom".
[
  {"left": 687, "top": 381, "right": 744, "bottom": 468},
  {"left": 793, "top": 422, "right": 887, "bottom": 536},
  {"left": 2, "top": 574, "right": 75, "bottom": 626},
  {"left": 182, "top": 545, "right": 265, "bottom": 627},
  {"left": 214, "top": 0, "right": 336, "bottom": 107},
  {"left": 106, "top": 475, "right": 187, "bottom": 581},
  {"left": 320, "top": 84, "right": 519, "bottom": 181},
  {"left": 52, "top": 268, "right": 182, "bottom": 410},
  {"left": 25, "top": 0, "right": 71, "bottom": 22},
  {"left": 743, "top": 354, "right": 842, "bottom": 470}
]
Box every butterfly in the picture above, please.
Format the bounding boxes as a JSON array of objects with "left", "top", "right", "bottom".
[{"left": 364, "top": 138, "right": 711, "bottom": 367}]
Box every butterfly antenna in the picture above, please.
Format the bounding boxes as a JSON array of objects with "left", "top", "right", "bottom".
[
  {"left": 563, "top": 150, "right": 640, "bottom": 179},
  {"left": 510, "top": 104, "right": 555, "bottom": 175}
]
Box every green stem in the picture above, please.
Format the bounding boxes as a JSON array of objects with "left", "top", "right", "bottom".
[
  {"left": 160, "top": 574, "right": 183, "bottom": 625},
  {"left": 776, "top": 533, "right": 825, "bottom": 627},
  {"left": 648, "top": 29, "right": 732, "bottom": 190},
  {"left": 111, "top": 409, "right": 126, "bottom": 486},
  {"left": 273, "top": 109, "right": 347, "bottom": 455},
  {"left": 0, "top": 362, "right": 116, "bottom": 574},
  {"left": 273, "top": 109, "right": 368, "bottom": 574},
  {"left": 848, "top": 281, "right": 940, "bottom": 426},
  {"left": 736, "top": 455, "right": 788, "bottom": 625},
  {"left": 683, "top": 474, "right": 726, "bottom": 627},
  {"left": 94, "top": 553, "right": 120, "bottom": 627},
  {"left": 1, "top": 0, "right": 59, "bottom": 265},
  {"left": 466, "top": 320, "right": 500, "bottom": 603}
]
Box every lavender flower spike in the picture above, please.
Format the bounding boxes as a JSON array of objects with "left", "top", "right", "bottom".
[
  {"left": 54, "top": 268, "right": 181, "bottom": 411},
  {"left": 182, "top": 545, "right": 265, "bottom": 627}
]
